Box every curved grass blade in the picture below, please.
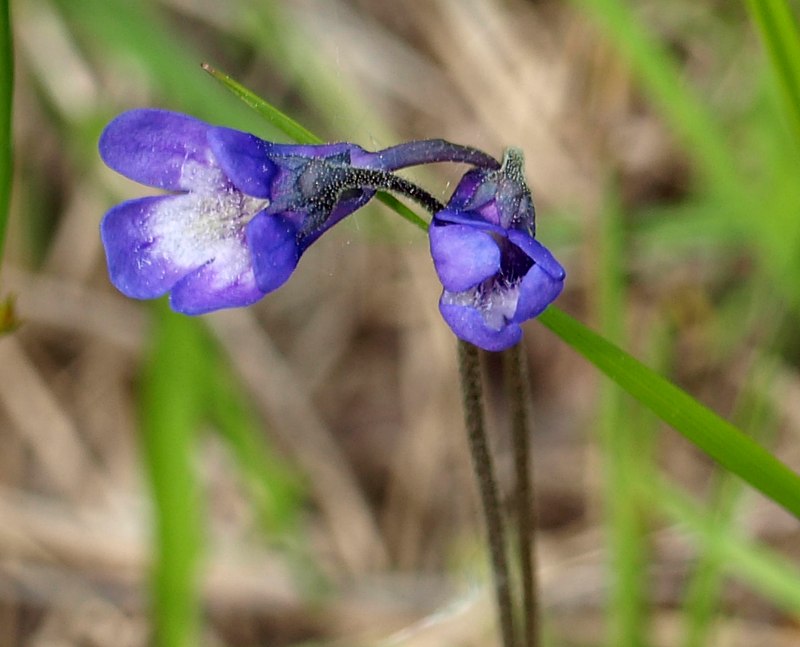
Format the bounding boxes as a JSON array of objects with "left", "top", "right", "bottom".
[
  {"left": 0, "top": 0, "right": 16, "bottom": 334},
  {"left": 538, "top": 306, "right": 800, "bottom": 518},
  {"left": 644, "top": 473, "right": 800, "bottom": 614},
  {"left": 207, "top": 67, "right": 800, "bottom": 519},
  {"left": 745, "top": 0, "right": 800, "bottom": 140}
]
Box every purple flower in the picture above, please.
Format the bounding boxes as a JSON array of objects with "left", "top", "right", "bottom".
[
  {"left": 100, "top": 109, "right": 502, "bottom": 315},
  {"left": 429, "top": 149, "right": 565, "bottom": 351},
  {"left": 99, "top": 109, "right": 387, "bottom": 313}
]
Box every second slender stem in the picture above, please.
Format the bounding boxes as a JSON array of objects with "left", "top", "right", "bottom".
[
  {"left": 506, "top": 343, "right": 539, "bottom": 647},
  {"left": 457, "top": 340, "right": 516, "bottom": 647}
]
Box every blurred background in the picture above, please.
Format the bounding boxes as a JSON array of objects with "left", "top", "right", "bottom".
[{"left": 2, "top": 0, "right": 800, "bottom": 645}]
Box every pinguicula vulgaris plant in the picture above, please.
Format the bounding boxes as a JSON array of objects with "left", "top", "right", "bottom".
[
  {"left": 99, "top": 108, "right": 507, "bottom": 316},
  {"left": 100, "top": 99, "right": 565, "bottom": 647},
  {"left": 99, "top": 108, "right": 564, "bottom": 343}
]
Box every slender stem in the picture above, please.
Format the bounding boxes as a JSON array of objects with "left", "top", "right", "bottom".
[
  {"left": 457, "top": 340, "right": 516, "bottom": 647},
  {"left": 346, "top": 167, "right": 445, "bottom": 215},
  {"left": 506, "top": 344, "right": 539, "bottom": 647},
  {"left": 374, "top": 139, "right": 500, "bottom": 171}
]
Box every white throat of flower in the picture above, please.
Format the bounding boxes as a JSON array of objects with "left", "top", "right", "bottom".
[
  {"left": 442, "top": 276, "right": 521, "bottom": 331},
  {"left": 148, "top": 158, "right": 269, "bottom": 285}
]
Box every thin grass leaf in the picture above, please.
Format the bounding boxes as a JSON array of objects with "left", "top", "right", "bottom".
[
  {"left": 203, "top": 344, "right": 305, "bottom": 536},
  {"left": 596, "top": 187, "right": 650, "bottom": 646},
  {"left": 745, "top": 0, "right": 800, "bottom": 140},
  {"left": 202, "top": 63, "right": 321, "bottom": 145},
  {"left": 141, "top": 304, "right": 205, "bottom": 647},
  {"left": 537, "top": 306, "right": 800, "bottom": 518},
  {"left": 680, "top": 342, "right": 778, "bottom": 647},
  {"left": 644, "top": 474, "right": 800, "bottom": 614},
  {"left": 0, "top": 0, "right": 12, "bottom": 265}
]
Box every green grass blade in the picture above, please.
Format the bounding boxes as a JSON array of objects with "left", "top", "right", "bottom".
[
  {"left": 681, "top": 354, "right": 779, "bottom": 647},
  {"left": 0, "top": 0, "right": 12, "bottom": 264},
  {"left": 141, "top": 305, "right": 205, "bottom": 647},
  {"left": 203, "top": 347, "right": 305, "bottom": 536},
  {"left": 538, "top": 306, "right": 800, "bottom": 518},
  {"left": 204, "top": 65, "right": 431, "bottom": 231},
  {"left": 645, "top": 474, "right": 800, "bottom": 614},
  {"left": 202, "top": 63, "right": 321, "bottom": 145},
  {"left": 0, "top": 0, "right": 16, "bottom": 334},
  {"left": 570, "top": 0, "right": 741, "bottom": 198},
  {"left": 596, "top": 187, "right": 650, "bottom": 646},
  {"left": 745, "top": 0, "right": 800, "bottom": 139},
  {"left": 205, "top": 66, "right": 800, "bottom": 519}
]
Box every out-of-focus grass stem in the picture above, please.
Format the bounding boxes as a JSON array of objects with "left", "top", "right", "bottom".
[
  {"left": 457, "top": 340, "right": 516, "bottom": 647},
  {"left": 596, "top": 185, "right": 649, "bottom": 646},
  {"left": 141, "top": 305, "right": 205, "bottom": 647},
  {"left": 745, "top": 0, "right": 800, "bottom": 142},
  {"left": 0, "top": 0, "right": 12, "bottom": 265},
  {"left": 681, "top": 302, "right": 781, "bottom": 647}
]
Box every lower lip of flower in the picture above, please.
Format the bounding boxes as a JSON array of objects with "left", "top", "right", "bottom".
[{"left": 441, "top": 277, "right": 521, "bottom": 331}]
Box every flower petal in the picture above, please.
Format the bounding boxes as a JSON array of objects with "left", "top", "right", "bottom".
[
  {"left": 439, "top": 300, "right": 522, "bottom": 351},
  {"left": 99, "top": 109, "right": 215, "bottom": 191},
  {"left": 169, "top": 247, "right": 264, "bottom": 314},
  {"left": 513, "top": 263, "right": 564, "bottom": 322},
  {"left": 433, "top": 207, "right": 501, "bottom": 231},
  {"left": 429, "top": 222, "right": 500, "bottom": 292},
  {"left": 507, "top": 230, "right": 566, "bottom": 281},
  {"left": 208, "top": 127, "right": 278, "bottom": 198},
  {"left": 505, "top": 232, "right": 565, "bottom": 321},
  {"left": 445, "top": 167, "right": 486, "bottom": 210},
  {"left": 101, "top": 186, "right": 261, "bottom": 301},
  {"left": 246, "top": 212, "right": 302, "bottom": 293},
  {"left": 100, "top": 196, "right": 193, "bottom": 299}
]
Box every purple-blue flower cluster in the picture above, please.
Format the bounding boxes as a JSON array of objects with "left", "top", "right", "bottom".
[{"left": 99, "top": 109, "right": 564, "bottom": 350}]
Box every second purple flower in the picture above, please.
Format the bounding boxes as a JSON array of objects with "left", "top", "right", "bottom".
[{"left": 429, "top": 149, "right": 566, "bottom": 351}]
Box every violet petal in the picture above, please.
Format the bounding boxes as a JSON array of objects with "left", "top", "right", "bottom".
[
  {"left": 430, "top": 223, "right": 500, "bottom": 292},
  {"left": 208, "top": 127, "right": 278, "bottom": 198},
  {"left": 439, "top": 300, "right": 522, "bottom": 352},
  {"left": 169, "top": 252, "right": 263, "bottom": 315},
  {"left": 246, "top": 212, "right": 302, "bottom": 293},
  {"left": 99, "top": 109, "right": 214, "bottom": 191}
]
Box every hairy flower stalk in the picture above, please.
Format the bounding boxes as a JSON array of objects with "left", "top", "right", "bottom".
[
  {"left": 506, "top": 344, "right": 539, "bottom": 647},
  {"left": 457, "top": 340, "right": 517, "bottom": 647}
]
